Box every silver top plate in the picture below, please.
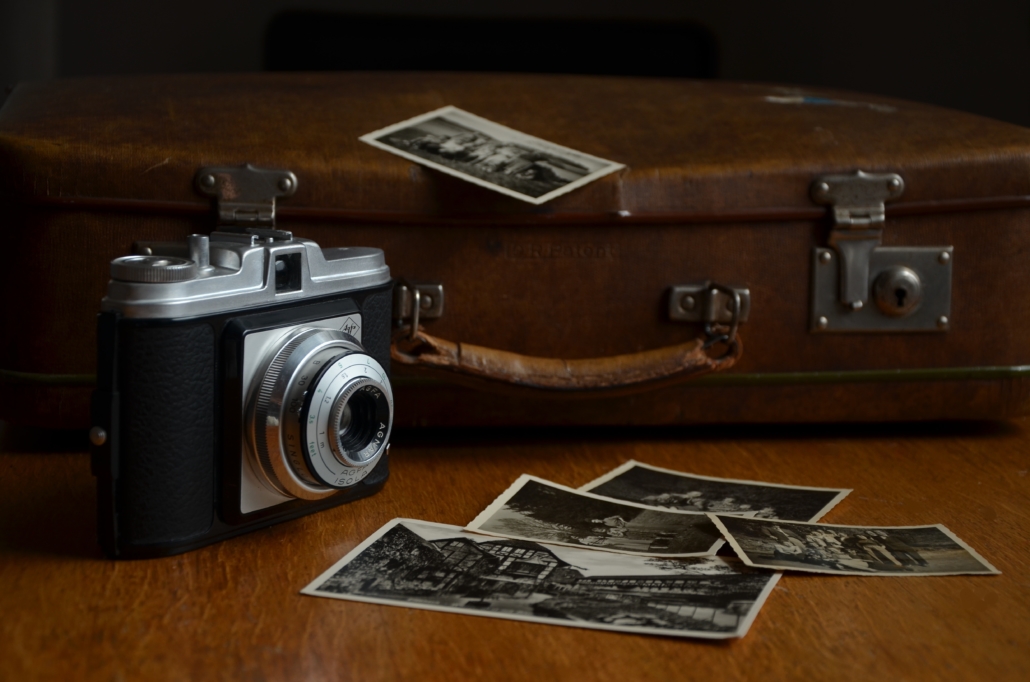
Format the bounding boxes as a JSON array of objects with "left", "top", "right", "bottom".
[{"left": 102, "top": 235, "right": 390, "bottom": 319}]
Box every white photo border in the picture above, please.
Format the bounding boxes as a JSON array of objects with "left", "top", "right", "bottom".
[
  {"left": 359, "top": 105, "right": 626, "bottom": 205},
  {"left": 302, "top": 518, "right": 781, "bottom": 640},
  {"left": 708, "top": 514, "right": 1001, "bottom": 577},
  {"left": 465, "top": 474, "right": 723, "bottom": 558},
  {"left": 580, "top": 459, "right": 852, "bottom": 522}
]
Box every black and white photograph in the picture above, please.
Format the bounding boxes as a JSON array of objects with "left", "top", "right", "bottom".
[
  {"left": 708, "top": 515, "right": 1000, "bottom": 577},
  {"left": 302, "top": 519, "right": 781, "bottom": 640},
  {"left": 466, "top": 475, "right": 723, "bottom": 557},
  {"left": 581, "top": 460, "right": 850, "bottom": 522},
  {"left": 360, "top": 106, "right": 624, "bottom": 204}
]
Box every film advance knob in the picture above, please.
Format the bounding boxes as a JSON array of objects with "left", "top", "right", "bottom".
[{"left": 110, "top": 255, "right": 198, "bottom": 283}]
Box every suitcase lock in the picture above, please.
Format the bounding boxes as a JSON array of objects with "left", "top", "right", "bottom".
[{"left": 809, "top": 170, "right": 953, "bottom": 333}]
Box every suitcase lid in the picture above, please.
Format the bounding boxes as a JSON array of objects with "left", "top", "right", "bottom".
[{"left": 2, "top": 72, "right": 1029, "bottom": 223}]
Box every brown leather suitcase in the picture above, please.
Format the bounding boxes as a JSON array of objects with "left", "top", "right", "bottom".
[{"left": 2, "top": 73, "right": 1030, "bottom": 428}]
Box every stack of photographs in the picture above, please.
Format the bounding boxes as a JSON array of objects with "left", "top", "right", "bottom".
[{"left": 303, "top": 459, "right": 999, "bottom": 640}]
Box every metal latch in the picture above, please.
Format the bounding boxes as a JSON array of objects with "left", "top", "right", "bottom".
[
  {"left": 394, "top": 281, "right": 445, "bottom": 338},
  {"left": 811, "top": 170, "right": 904, "bottom": 309},
  {"left": 669, "top": 282, "right": 750, "bottom": 346},
  {"left": 195, "top": 164, "right": 298, "bottom": 228},
  {"left": 810, "top": 170, "right": 952, "bottom": 333}
]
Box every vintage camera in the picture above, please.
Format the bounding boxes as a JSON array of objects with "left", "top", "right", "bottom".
[{"left": 90, "top": 228, "right": 394, "bottom": 559}]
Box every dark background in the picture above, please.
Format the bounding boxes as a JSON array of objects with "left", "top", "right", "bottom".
[{"left": 1, "top": 0, "right": 1027, "bottom": 127}]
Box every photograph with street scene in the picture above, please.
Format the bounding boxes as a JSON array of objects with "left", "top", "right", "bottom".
[
  {"left": 709, "top": 514, "right": 1000, "bottom": 576},
  {"left": 466, "top": 475, "right": 722, "bottom": 557},
  {"left": 360, "top": 106, "right": 624, "bottom": 204},
  {"left": 302, "top": 519, "right": 781, "bottom": 640},
  {"left": 581, "top": 460, "right": 850, "bottom": 522}
]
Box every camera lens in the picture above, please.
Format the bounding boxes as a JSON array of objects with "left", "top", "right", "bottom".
[
  {"left": 247, "top": 328, "right": 393, "bottom": 500},
  {"left": 336, "top": 394, "right": 376, "bottom": 452},
  {"left": 328, "top": 379, "right": 390, "bottom": 465}
]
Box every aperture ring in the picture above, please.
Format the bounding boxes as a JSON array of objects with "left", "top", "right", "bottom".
[
  {"left": 328, "top": 377, "right": 392, "bottom": 467},
  {"left": 299, "top": 353, "right": 392, "bottom": 487}
]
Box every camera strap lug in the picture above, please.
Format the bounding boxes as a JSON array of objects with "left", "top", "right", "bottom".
[
  {"left": 394, "top": 281, "right": 445, "bottom": 339},
  {"left": 668, "top": 281, "right": 749, "bottom": 351},
  {"left": 194, "top": 163, "right": 298, "bottom": 229}
]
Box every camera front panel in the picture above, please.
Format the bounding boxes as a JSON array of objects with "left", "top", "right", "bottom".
[
  {"left": 220, "top": 286, "right": 394, "bottom": 529},
  {"left": 93, "top": 282, "right": 394, "bottom": 559}
]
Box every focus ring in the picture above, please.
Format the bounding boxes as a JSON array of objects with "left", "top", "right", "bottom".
[{"left": 252, "top": 330, "right": 316, "bottom": 495}]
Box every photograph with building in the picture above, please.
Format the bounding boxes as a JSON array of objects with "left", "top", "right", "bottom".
[
  {"left": 360, "top": 106, "right": 624, "bottom": 204},
  {"left": 466, "top": 475, "right": 723, "bottom": 557},
  {"left": 581, "top": 460, "right": 851, "bottom": 522},
  {"left": 709, "top": 515, "right": 1000, "bottom": 576},
  {"left": 303, "top": 519, "right": 781, "bottom": 639}
]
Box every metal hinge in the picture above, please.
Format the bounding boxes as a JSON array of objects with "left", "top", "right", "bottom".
[
  {"left": 194, "top": 164, "right": 298, "bottom": 228},
  {"left": 394, "top": 281, "right": 445, "bottom": 338},
  {"left": 811, "top": 170, "right": 904, "bottom": 309}
]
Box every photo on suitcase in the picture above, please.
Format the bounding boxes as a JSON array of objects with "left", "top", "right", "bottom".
[{"left": 359, "top": 105, "right": 625, "bottom": 204}]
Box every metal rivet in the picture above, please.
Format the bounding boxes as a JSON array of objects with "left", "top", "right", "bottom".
[
  {"left": 815, "top": 181, "right": 831, "bottom": 196},
  {"left": 200, "top": 174, "right": 216, "bottom": 188},
  {"left": 938, "top": 251, "right": 951, "bottom": 265},
  {"left": 819, "top": 251, "right": 832, "bottom": 264},
  {"left": 680, "top": 294, "right": 696, "bottom": 311},
  {"left": 937, "top": 316, "right": 949, "bottom": 328},
  {"left": 817, "top": 316, "right": 829, "bottom": 330},
  {"left": 888, "top": 177, "right": 902, "bottom": 192},
  {"left": 89, "top": 426, "right": 107, "bottom": 447},
  {"left": 419, "top": 295, "right": 433, "bottom": 310},
  {"left": 278, "top": 177, "right": 294, "bottom": 192},
  {"left": 849, "top": 300, "right": 864, "bottom": 311}
]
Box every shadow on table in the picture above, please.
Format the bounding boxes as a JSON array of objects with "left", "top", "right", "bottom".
[
  {"left": 0, "top": 456, "right": 103, "bottom": 560},
  {"left": 0, "top": 422, "right": 103, "bottom": 559}
]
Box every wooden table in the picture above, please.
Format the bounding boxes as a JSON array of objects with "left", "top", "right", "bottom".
[{"left": 2, "top": 420, "right": 1028, "bottom": 681}]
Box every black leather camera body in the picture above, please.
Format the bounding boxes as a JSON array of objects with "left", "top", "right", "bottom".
[{"left": 90, "top": 228, "right": 394, "bottom": 559}]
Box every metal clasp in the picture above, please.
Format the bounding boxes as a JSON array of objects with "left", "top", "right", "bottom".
[
  {"left": 394, "top": 281, "right": 445, "bottom": 339},
  {"left": 195, "top": 164, "right": 298, "bottom": 228},
  {"left": 811, "top": 170, "right": 904, "bottom": 309},
  {"left": 810, "top": 170, "right": 953, "bottom": 333},
  {"left": 669, "top": 282, "right": 749, "bottom": 347}
]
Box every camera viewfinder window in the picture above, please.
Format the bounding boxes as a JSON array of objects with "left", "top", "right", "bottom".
[{"left": 275, "top": 254, "right": 302, "bottom": 292}]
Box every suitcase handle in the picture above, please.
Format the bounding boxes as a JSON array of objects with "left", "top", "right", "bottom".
[{"left": 391, "top": 328, "right": 740, "bottom": 392}]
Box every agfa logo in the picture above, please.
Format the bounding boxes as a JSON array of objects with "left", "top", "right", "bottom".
[{"left": 340, "top": 316, "right": 360, "bottom": 336}]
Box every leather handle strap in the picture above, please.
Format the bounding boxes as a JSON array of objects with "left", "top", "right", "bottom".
[{"left": 391, "top": 329, "right": 740, "bottom": 392}]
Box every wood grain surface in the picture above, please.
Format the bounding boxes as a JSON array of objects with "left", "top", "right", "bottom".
[{"left": 2, "top": 420, "right": 1029, "bottom": 681}]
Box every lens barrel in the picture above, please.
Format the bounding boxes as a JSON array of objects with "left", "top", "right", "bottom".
[{"left": 247, "top": 328, "right": 393, "bottom": 500}]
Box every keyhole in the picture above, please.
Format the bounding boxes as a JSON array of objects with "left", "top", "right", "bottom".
[{"left": 874, "top": 266, "right": 922, "bottom": 317}]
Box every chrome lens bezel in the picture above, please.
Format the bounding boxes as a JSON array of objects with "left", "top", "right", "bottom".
[{"left": 246, "top": 328, "right": 393, "bottom": 500}]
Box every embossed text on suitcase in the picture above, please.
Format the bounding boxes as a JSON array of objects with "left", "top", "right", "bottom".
[{"left": 1, "top": 74, "right": 1029, "bottom": 427}]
